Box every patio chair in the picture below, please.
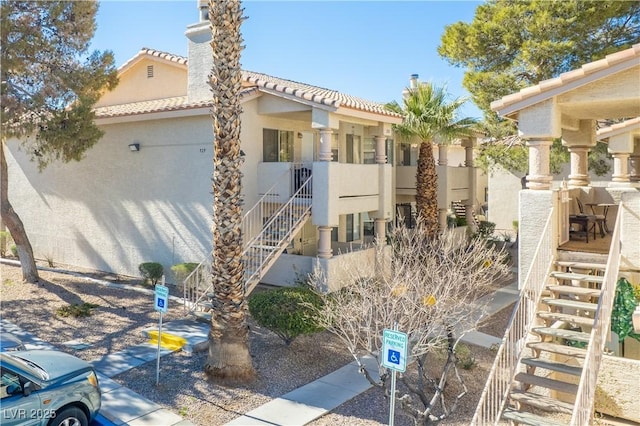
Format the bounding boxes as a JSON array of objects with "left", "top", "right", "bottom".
[{"left": 576, "top": 198, "right": 606, "bottom": 238}]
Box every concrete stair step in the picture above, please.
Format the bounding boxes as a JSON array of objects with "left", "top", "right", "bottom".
[
  {"left": 527, "top": 341, "right": 587, "bottom": 358},
  {"left": 537, "top": 311, "right": 595, "bottom": 328},
  {"left": 546, "top": 285, "right": 601, "bottom": 298},
  {"left": 509, "top": 390, "right": 575, "bottom": 414},
  {"left": 555, "top": 260, "right": 607, "bottom": 271},
  {"left": 549, "top": 271, "right": 604, "bottom": 284},
  {"left": 542, "top": 298, "right": 598, "bottom": 312},
  {"left": 532, "top": 326, "right": 591, "bottom": 343},
  {"left": 502, "top": 407, "right": 569, "bottom": 426},
  {"left": 514, "top": 372, "right": 579, "bottom": 394},
  {"left": 521, "top": 357, "right": 582, "bottom": 376}
]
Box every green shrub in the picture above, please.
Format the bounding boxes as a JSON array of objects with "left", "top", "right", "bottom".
[
  {"left": 0, "top": 230, "right": 12, "bottom": 257},
  {"left": 10, "top": 244, "right": 18, "bottom": 258},
  {"left": 455, "top": 343, "right": 477, "bottom": 370},
  {"left": 171, "top": 262, "right": 199, "bottom": 285},
  {"left": 475, "top": 221, "right": 496, "bottom": 240},
  {"left": 248, "top": 287, "right": 324, "bottom": 346},
  {"left": 56, "top": 302, "right": 99, "bottom": 318},
  {"left": 139, "top": 262, "right": 164, "bottom": 285}
]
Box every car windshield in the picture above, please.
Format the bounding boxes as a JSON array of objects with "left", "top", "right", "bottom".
[{"left": 7, "top": 355, "right": 49, "bottom": 380}]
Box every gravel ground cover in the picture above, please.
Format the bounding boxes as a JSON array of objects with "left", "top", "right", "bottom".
[{"left": 1, "top": 261, "right": 514, "bottom": 425}]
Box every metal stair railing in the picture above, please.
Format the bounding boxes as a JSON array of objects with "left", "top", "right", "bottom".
[
  {"left": 243, "top": 175, "right": 312, "bottom": 294},
  {"left": 242, "top": 168, "right": 291, "bottom": 244},
  {"left": 182, "top": 168, "right": 312, "bottom": 314},
  {"left": 471, "top": 209, "right": 555, "bottom": 425},
  {"left": 570, "top": 204, "right": 623, "bottom": 425}
]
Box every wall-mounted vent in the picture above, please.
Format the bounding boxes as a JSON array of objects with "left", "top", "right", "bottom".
[{"left": 147, "top": 65, "right": 154, "bottom": 78}]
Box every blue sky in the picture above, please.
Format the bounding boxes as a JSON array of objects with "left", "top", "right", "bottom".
[{"left": 91, "top": 1, "right": 482, "bottom": 117}]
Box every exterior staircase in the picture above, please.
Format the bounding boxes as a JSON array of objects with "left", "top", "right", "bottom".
[
  {"left": 472, "top": 204, "right": 624, "bottom": 425},
  {"left": 182, "top": 168, "right": 312, "bottom": 320}
]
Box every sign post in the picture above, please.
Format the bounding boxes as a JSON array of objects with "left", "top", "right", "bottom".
[
  {"left": 154, "top": 276, "right": 169, "bottom": 386},
  {"left": 382, "top": 326, "right": 408, "bottom": 426}
]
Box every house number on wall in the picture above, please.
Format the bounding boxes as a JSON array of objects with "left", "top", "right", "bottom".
[{"left": 200, "top": 148, "right": 206, "bottom": 153}]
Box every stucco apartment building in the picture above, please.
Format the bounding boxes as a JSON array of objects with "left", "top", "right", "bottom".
[{"left": 3, "top": 6, "right": 483, "bottom": 290}]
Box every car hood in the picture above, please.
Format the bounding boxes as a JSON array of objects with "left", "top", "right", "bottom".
[{"left": 8, "top": 350, "right": 93, "bottom": 381}]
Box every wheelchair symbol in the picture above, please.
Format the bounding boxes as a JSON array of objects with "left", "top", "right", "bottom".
[{"left": 388, "top": 349, "right": 400, "bottom": 365}]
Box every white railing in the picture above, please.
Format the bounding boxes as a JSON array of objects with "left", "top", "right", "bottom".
[
  {"left": 183, "top": 165, "right": 312, "bottom": 313},
  {"left": 244, "top": 175, "right": 312, "bottom": 293},
  {"left": 242, "top": 168, "right": 291, "bottom": 244},
  {"left": 471, "top": 209, "right": 555, "bottom": 425},
  {"left": 570, "top": 204, "right": 623, "bottom": 425}
]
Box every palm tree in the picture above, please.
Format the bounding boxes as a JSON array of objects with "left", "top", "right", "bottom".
[
  {"left": 204, "top": 0, "right": 255, "bottom": 382},
  {"left": 388, "top": 83, "right": 477, "bottom": 238}
]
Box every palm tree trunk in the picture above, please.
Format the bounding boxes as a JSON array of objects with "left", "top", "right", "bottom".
[
  {"left": 204, "top": 0, "right": 255, "bottom": 382},
  {"left": 415, "top": 141, "right": 439, "bottom": 238},
  {"left": 1, "top": 140, "right": 39, "bottom": 283}
]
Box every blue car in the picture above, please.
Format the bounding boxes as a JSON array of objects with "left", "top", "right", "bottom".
[
  {"left": 0, "top": 332, "right": 26, "bottom": 352},
  {"left": 1, "top": 350, "right": 101, "bottom": 426}
]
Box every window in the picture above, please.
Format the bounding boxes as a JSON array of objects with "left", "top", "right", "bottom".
[
  {"left": 263, "top": 129, "right": 294, "bottom": 162},
  {"left": 346, "top": 134, "right": 361, "bottom": 164},
  {"left": 331, "top": 133, "right": 339, "bottom": 162},
  {"left": 346, "top": 213, "right": 361, "bottom": 242},
  {"left": 363, "top": 138, "right": 376, "bottom": 164}
]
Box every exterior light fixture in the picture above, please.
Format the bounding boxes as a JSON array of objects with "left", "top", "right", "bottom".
[{"left": 129, "top": 143, "right": 140, "bottom": 152}]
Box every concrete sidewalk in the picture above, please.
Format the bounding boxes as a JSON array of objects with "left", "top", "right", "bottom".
[
  {"left": 0, "top": 318, "right": 195, "bottom": 426},
  {"left": 1, "top": 258, "right": 520, "bottom": 426}
]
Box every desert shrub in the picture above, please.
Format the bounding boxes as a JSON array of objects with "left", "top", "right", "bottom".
[
  {"left": 171, "top": 262, "right": 199, "bottom": 285},
  {"left": 0, "top": 231, "right": 12, "bottom": 257},
  {"left": 248, "top": 287, "right": 324, "bottom": 345},
  {"left": 139, "top": 262, "right": 164, "bottom": 285},
  {"left": 475, "top": 220, "right": 496, "bottom": 240},
  {"left": 10, "top": 245, "right": 18, "bottom": 258},
  {"left": 455, "top": 344, "right": 476, "bottom": 370},
  {"left": 56, "top": 302, "right": 99, "bottom": 318}
]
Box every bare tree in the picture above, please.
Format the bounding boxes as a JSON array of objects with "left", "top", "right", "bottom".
[{"left": 309, "top": 223, "right": 511, "bottom": 425}]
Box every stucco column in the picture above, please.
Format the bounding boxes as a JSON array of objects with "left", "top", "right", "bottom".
[
  {"left": 375, "top": 136, "right": 387, "bottom": 164},
  {"left": 319, "top": 129, "right": 333, "bottom": 162},
  {"left": 438, "top": 145, "right": 448, "bottom": 166},
  {"left": 526, "top": 138, "right": 553, "bottom": 190},
  {"left": 375, "top": 218, "right": 386, "bottom": 242},
  {"left": 464, "top": 143, "right": 474, "bottom": 167},
  {"left": 611, "top": 153, "right": 630, "bottom": 183},
  {"left": 567, "top": 146, "right": 590, "bottom": 187},
  {"left": 438, "top": 208, "right": 448, "bottom": 232},
  {"left": 317, "top": 226, "right": 332, "bottom": 259},
  {"left": 629, "top": 155, "right": 640, "bottom": 182}
]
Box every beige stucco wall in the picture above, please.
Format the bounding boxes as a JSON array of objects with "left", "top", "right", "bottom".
[
  {"left": 96, "top": 59, "right": 187, "bottom": 107},
  {"left": 488, "top": 166, "right": 523, "bottom": 232},
  {"left": 595, "top": 355, "right": 640, "bottom": 422},
  {"left": 5, "top": 115, "right": 213, "bottom": 277}
]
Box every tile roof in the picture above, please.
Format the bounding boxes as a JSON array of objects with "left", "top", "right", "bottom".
[
  {"left": 97, "top": 48, "right": 400, "bottom": 120},
  {"left": 94, "top": 89, "right": 258, "bottom": 119},
  {"left": 596, "top": 117, "right": 640, "bottom": 139},
  {"left": 491, "top": 43, "right": 640, "bottom": 114},
  {"left": 243, "top": 70, "right": 400, "bottom": 117},
  {"left": 118, "top": 48, "right": 188, "bottom": 73}
]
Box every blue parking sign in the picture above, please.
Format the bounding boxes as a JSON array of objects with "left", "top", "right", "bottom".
[
  {"left": 154, "top": 285, "right": 169, "bottom": 313},
  {"left": 388, "top": 349, "right": 401, "bottom": 365}
]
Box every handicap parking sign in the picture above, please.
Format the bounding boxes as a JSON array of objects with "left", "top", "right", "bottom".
[
  {"left": 381, "top": 329, "right": 408, "bottom": 372},
  {"left": 388, "top": 349, "right": 400, "bottom": 365},
  {"left": 154, "top": 284, "right": 169, "bottom": 313}
]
